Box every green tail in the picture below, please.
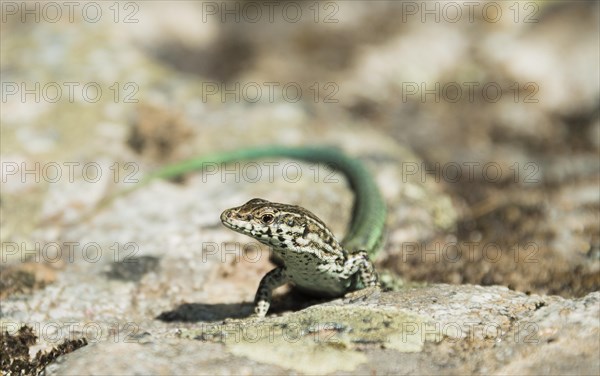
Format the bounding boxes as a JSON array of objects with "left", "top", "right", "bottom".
[{"left": 118, "top": 146, "right": 386, "bottom": 257}]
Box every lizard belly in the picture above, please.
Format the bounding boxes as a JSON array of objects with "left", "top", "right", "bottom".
[
  {"left": 279, "top": 252, "right": 352, "bottom": 297},
  {"left": 290, "top": 278, "right": 350, "bottom": 297}
]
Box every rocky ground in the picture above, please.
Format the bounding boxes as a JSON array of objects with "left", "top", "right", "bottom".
[{"left": 1, "top": 1, "right": 598, "bottom": 375}]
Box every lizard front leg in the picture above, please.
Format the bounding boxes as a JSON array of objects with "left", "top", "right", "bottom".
[{"left": 254, "top": 267, "right": 288, "bottom": 317}]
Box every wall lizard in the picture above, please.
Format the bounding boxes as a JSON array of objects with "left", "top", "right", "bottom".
[{"left": 114, "top": 146, "right": 387, "bottom": 317}]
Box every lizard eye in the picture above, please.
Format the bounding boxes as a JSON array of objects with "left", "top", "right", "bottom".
[{"left": 261, "top": 214, "right": 274, "bottom": 224}]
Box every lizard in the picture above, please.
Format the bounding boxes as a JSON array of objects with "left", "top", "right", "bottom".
[
  {"left": 105, "top": 145, "right": 387, "bottom": 317},
  {"left": 221, "top": 197, "right": 380, "bottom": 317}
]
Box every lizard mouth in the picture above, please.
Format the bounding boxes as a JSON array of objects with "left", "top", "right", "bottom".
[
  {"left": 221, "top": 220, "right": 235, "bottom": 229},
  {"left": 220, "top": 209, "right": 238, "bottom": 229},
  {"left": 220, "top": 209, "right": 253, "bottom": 234}
]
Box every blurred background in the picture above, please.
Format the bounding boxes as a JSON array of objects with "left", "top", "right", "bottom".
[{"left": 1, "top": 1, "right": 599, "bottom": 311}]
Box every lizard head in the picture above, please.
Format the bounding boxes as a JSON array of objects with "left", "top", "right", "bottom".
[{"left": 220, "top": 198, "right": 341, "bottom": 254}]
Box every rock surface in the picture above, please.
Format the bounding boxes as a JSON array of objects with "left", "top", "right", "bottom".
[{"left": 36, "top": 287, "right": 600, "bottom": 375}]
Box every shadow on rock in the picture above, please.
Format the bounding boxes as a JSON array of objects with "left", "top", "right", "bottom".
[
  {"left": 156, "top": 291, "right": 333, "bottom": 322},
  {"left": 156, "top": 302, "right": 253, "bottom": 322}
]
